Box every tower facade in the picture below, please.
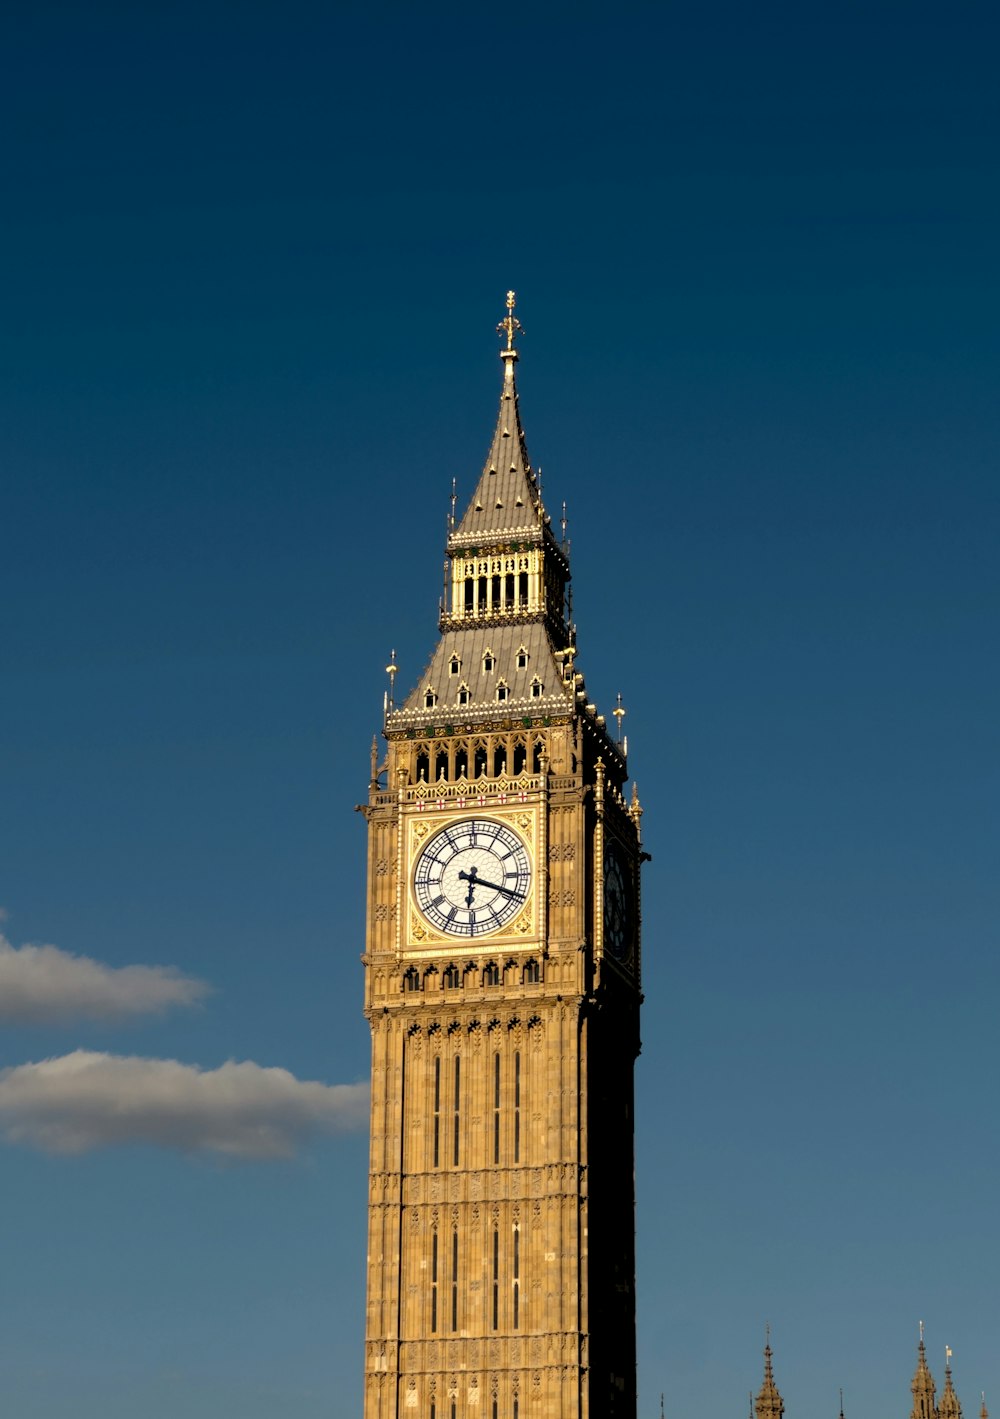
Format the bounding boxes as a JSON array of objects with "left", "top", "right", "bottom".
[{"left": 360, "top": 296, "right": 645, "bottom": 1419}]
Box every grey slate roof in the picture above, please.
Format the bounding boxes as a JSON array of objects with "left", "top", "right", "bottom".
[
  {"left": 391, "top": 620, "right": 572, "bottom": 725},
  {"left": 449, "top": 354, "right": 544, "bottom": 545}
]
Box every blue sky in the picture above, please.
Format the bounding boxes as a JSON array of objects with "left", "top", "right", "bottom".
[{"left": 2, "top": 3, "right": 998, "bottom": 1416}]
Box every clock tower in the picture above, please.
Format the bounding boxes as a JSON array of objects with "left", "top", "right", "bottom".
[{"left": 361, "top": 295, "right": 645, "bottom": 1419}]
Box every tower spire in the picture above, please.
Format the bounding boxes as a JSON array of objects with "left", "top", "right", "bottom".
[
  {"left": 939, "top": 1348, "right": 963, "bottom": 1419},
  {"left": 911, "top": 1325, "right": 938, "bottom": 1419},
  {"left": 755, "top": 1333, "right": 785, "bottom": 1419}
]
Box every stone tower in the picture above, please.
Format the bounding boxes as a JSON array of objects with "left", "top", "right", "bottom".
[{"left": 360, "top": 295, "right": 645, "bottom": 1419}]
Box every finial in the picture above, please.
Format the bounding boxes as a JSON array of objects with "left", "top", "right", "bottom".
[
  {"left": 840, "top": 1388, "right": 845, "bottom": 1419},
  {"left": 613, "top": 692, "right": 626, "bottom": 743},
  {"left": 981, "top": 1393, "right": 987, "bottom": 1419},
  {"left": 497, "top": 289, "right": 523, "bottom": 354},
  {"left": 920, "top": 1320, "right": 925, "bottom": 1347},
  {"left": 385, "top": 649, "right": 398, "bottom": 710},
  {"left": 370, "top": 734, "right": 379, "bottom": 787},
  {"left": 660, "top": 1395, "right": 665, "bottom": 1419},
  {"left": 450, "top": 477, "right": 457, "bottom": 529},
  {"left": 946, "top": 1347, "right": 953, "bottom": 1369},
  {"left": 561, "top": 500, "right": 568, "bottom": 544}
]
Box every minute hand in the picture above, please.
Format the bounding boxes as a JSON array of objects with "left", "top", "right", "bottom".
[{"left": 458, "top": 870, "right": 523, "bottom": 900}]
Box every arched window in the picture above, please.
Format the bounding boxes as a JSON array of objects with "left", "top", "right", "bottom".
[
  {"left": 449, "top": 656, "right": 461, "bottom": 676},
  {"left": 482, "top": 649, "right": 495, "bottom": 673},
  {"left": 523, "top": 958, "right": 540, "bottom": 984},
  {"left": 416, "top": 751, "right": 430, "bottom": 782},
  {"left": 457, "top": 683, "right": 470, "bottom": 706},
  {"left": 516, "top": 646, "right": 528, "bottom": 669},
  {"left": 425, "top": 688, "right": 437, "bottom": 709},
  {"left": 483, "top": 961, "right": 500, "bottom": 986},
  {"left": 474, "top": 744, "right": 488, "bottom": 778},
  {"left": 512, "top": 742, "right": 527, "bottom": 776},
  {"left": 402, "top": 968, "right": 421, "bottom": 993},
  {"left": 443, "top": 964, "right": 461, "bottom": 990},
  {"left": 531, "top": 677, "right": 543, "bottom": 698},
  {"left": 496, "top": 681, "right": 509, "bottom": 703},
  {"left": 454, "top": 745, "right": 468, "bottom": 778},
  {"left": 435, "top": 749, "right": 449, "bottom": 781}
]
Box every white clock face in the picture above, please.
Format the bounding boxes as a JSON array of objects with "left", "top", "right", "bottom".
[{"left": 414, "top": 818, "right": 532, "bottom": 938}]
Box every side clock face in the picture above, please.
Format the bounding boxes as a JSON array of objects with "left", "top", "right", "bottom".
[
  {"left": 603, "top": 839, "right": 632, "bottom": 961},
  {"left": 414, "top": 818, "right": 532, "bottom": 938}
]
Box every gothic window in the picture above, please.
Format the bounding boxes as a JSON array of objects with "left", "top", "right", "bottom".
[
  {"left": 493, "top": 745, "right": 506, "bottom": 776},
  {"left": 457, "top": 683, "right": 471, "bottom": 706},
  {"left": 452, "top": 1056, "right": 461, "bottom": 1166},
  {"left": 416, "top": 751, "right": 430, "bottom": 782},
  {"left": 514, "top": 1050, "right": 521, "bottom": 1163},
  {"left": 482, "top": 649, "right": 495, "bottom": 673},
  {"left": 474, "top": 743, "right": 488, "bottom": 777},
  {"left": 512, "top": 741, "right": 527, "bottom": 776},
  {"left": 433, "top": 1056, "right": 441, "bottom": 1168},
  {"left": 454, "top": 745, "right": 468, "bottom": 778},
  {"left": 449, "top": 656, "right": 461, "bottom": 676},
  {"left": 505, "top": 573, "right": 515, "bottom": 608},
  {"left": 496, "top": 681, "right": 509, "bottom": 703},
  {"left": 443, "top": 964, "right": 461, "bottom": 990},
  {"left": 523, "top": 958, "right": 540, "bottom": 984},
  {"left": 532, "top": 739, "right": 544, "bottom": 773},
  {"left": 516, "top": 647, "right": 528, "bottom": 669},
  {"left": 493, "top": 1052, "right": 501, "bottom": 1164},
  {"left": 483, "top": 961, "right": 500, "bottom": 986},
  {"left": 518, "top": 571, "right": 528, "bottom": 606},
  {"left": 430, "top": 1230, "right": 439, "bottom": 1331},
  {"left": 435, "top": 749, "right": 449, "bottom": 781},
  {"left": 512, "top": 1224, "right": 520, "bottom": 1329},
  {"left": 425, "top": 688, "right": 437, "bottom": 709},
  {"left": 451, "top": 1229, "right": 459, "bottom": 1331},
  {"left": 531, "top": 677, "right": 543, "bottom": 698},
  {"left": 464, "top": 577, "right": 474, "bottom": 613},
  {"left": 403, "top": 968, "right": 421, "bottom": 993},
  {"left": 491, "top": 1225, "right": 499, "bottom": 1328}
]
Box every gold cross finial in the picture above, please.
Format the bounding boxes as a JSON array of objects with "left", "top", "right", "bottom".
[{"left": 497, "top": 290, "right": 523, "bottom": 351}]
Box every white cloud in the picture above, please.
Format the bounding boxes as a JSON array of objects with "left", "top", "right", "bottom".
[
  {"left": 0, "top": 932, "right": 210, "bottom": 1023},
  {"left": 0, "top": 1051, "right": 370, "bottom": 1158}
]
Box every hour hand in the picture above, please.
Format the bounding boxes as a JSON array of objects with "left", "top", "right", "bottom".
[{"left": 466, "top": 873, "right": 523, "bottom": 901}]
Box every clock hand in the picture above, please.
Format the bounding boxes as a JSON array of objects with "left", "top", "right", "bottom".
[
  {"left": 460, "top": 872, "right": 523, "bottom": 901},
  {"left": 459, "top": 865, "right": 479, "bottom": 907}
]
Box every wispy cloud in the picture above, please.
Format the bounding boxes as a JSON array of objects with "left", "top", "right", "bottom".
[
  {"left": 0, "top": 1051, "right": 370, "bottom": 1158},
  {"left": 0, "top": 932, "right": 210, "bottom": 1024}
]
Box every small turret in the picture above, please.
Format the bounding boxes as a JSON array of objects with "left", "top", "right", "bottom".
[
  {"left": 911, "top": 1325, "right": 938, "bottom": 1419},
  {"left": 755, "top": 1337, "right": 785, "bottom": 1419},
  {"left": 938, "top": 1350, "right": 963, "bottom": 1419}
]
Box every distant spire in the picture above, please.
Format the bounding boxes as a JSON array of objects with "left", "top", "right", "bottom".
[
  {"left": 980, "top": 1393, "right": 988, "bottom": 1419},
  {"left": 939, "top": 1348, "right": 963, "bottom": 1419},
  {"left": 911, "top": 1325, "right": 938, "bottom": 1419},
  {"left": 839, "top": 1388, "right": 845, "bottom": 1419},
  {"left": 755, "top": 1333, "right": 785, "bottom": 1419}
]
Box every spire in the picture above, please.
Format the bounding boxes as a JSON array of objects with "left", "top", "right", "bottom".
[
  {"left": 450, "top": 291, "right": 546, "bottom": 544},
  {"left": 911, "top": 1327, "right": 938, "bottom": 1419},
  {"left": 980, "top": 1394, "right": 988, "bottom": 1419},
  {"left": 755, "top": 1336, "right": 785, "bottom": 1419},
  {"left": 939, "top": 1350, "right": 962, "bottom": 1419}
]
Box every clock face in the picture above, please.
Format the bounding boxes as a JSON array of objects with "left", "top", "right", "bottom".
[
  {"left": 603, "top": 839, "right": 631, "bottom": 961},
  {"left": 414, "top": 818, "right": 532, "bottom": 938}
]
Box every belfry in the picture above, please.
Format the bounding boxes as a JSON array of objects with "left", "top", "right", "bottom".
[{"left": 360, "top": 295, "right": 645, "bottom": 1419}]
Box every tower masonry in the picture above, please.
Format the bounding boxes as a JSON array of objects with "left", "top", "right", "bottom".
[{"left": 359, "top": 295, "right": 646, "bottom": 1419}]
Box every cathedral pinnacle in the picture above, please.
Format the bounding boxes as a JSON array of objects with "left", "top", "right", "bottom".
[
  {"left": 755, "top": 1336, "right": 785, "bottom": 1419},
  {"left": 939, "top": 1348, "right": 963, "bottom": 1419},
  {"left": 911, "top": 1326, "right": 938, "bottom": 1419}
]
